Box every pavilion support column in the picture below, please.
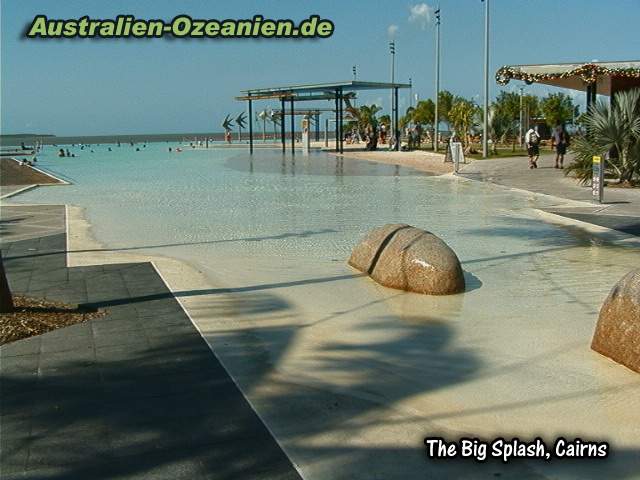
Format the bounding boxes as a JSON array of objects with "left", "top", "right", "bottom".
[
  {"left": 586, "top": 83, "right": 597, "bottom": 137},
  {"left": 248, "top": 96, "right": 253, "bottom": 155},
  {"left": 339, "top": 87, "right": 344, "bottom": 154},
  {"left": 610, "top": 77, "right": 622, "bottom": 109},
  {"left": 394, "top": 87, "right": 399, "bottom": 151},
  {"left": 586, "top": 83, "right": 597, "bottom": 113},
  {"left": 325, "top": 118, "right": 329, "bottom": 147},
  {"left": 290, "top": 97, "right": 295, "bottom": 155},
  {"left": 281, "top": 97, "right": 286, "bottom": 154},
  {"left": 315, "top": 113, "right": 320, "bottom": 142},
  {"left": 335, "top": 89, "right": 339, "bottom": 153}
]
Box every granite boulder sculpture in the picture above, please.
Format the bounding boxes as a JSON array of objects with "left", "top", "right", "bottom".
[
  {"left": 591, "top": 268, "right": 640, "bottom": 373},
  {"left": 348, "top": 224, "right": 465, "bottom": 295}
]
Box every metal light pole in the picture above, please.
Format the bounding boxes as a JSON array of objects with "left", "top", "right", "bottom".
[
  {"left": 482, "top": 0, "right": 490, "bottom": 158},
  {"left": 353, "top": 65, "right": 357, "bottom": 107},
  {"left": 434, "top": 7, "right": 441, "bottom": 152},
  {"left": 409, "top": 77, "right": 413, "bottom": 109},
  {"left": 389, "top": 40, "right": 396, "bottom": 134},
  {"left": 519, "top": 86, "right": 524, "bottom": 147}
]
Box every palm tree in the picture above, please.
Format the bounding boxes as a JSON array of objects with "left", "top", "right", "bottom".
[
  {"left": 268, "top": 110, "right": 280, "bottom": 141},
  {"left": 449, "top": 99, "right": 479, "bottom": 151},
  {"left": 412, "top": 99, "right": 435, "bottom": 130},
  {"left": 346, "top": 103, "right": 382, "bottom": 150},
  {"left": 491, "top": 91, "right": 540, "bottom": 151},
  {"left": 564, "top": 135, "right": 601, "bottom": 185},
  {"left": 487, "top": 106, "right": 513, "bottom": 155},
  {"left": 571, "top": 88, "right": 640, "bottom": 184},
  {"left": 437, "top": 90, "right": 455, "bottom": 127},
  {"left": 378, "top": 114, "right": 391, "bottom": 129},
  {"left": 400, "top": 106, "right": 415, "bottom": 130}
]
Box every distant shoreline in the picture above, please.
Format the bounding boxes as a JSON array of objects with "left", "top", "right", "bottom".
[
  {"left": 0, "top": 132, "right": 227, "bottom": 147},
  {"left": 0, "top": 131, "right": 317, "bottom": 147}
]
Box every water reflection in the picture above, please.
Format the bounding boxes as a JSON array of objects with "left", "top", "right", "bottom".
[{"left": 225, "top": 150, "right": 427, "bottom": 177}]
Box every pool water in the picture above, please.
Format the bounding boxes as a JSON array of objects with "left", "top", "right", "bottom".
[{"left": 11, "top": 142, "right": 640, "bottom": 479}]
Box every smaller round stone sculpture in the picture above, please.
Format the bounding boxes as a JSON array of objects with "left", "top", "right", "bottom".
[
  {"left": 348, "top": 224, "right": 465, "bottom": 295},
  {"left": 591, "top": 268, "right": 640, "bottom": 373}
]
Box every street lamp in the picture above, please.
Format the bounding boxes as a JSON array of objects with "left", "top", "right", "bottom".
[
  {"left": 434, "top": 6, "right": 441, "bottom": 152},
  {"left": 389, "top": 40, "right": 396, "bottom": 132},
  {"left": 353, "top": 65, "right": 358, "bottom": 107},
  {"left": 409, "top": 77, "right": 413, "bottom": 109},
  {"left": 519, "top": 86, "right": 524, "bottom": 147},
  {"left": 481, "top": 0, "right": 490, "bottom": 158}
]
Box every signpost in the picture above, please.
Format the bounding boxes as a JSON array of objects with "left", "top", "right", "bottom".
[
  {"left": 301, "top": 115, "right": 310, "bottom": 154},
  {"left": 592, "top": 155, "right": 604, "bottom": 203},
  {"left": 450, "top": 141, "right": 464, "bottom": 174}
]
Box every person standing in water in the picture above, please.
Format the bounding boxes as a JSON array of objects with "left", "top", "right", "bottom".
[{"left": 524, "top": 126, "right": 540, "bottom": 169}]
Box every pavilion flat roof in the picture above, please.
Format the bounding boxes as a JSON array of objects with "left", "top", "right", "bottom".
[
  {"left": 240, "top": 80, "right": 411, "bottom": 96},
  {"left": 272, "top": 108, "right": 336, "bottom": 114},
  {"left": 496, "top": 60, "right": 640, "bottom": 95},
  {"left": 235, "top": 92, "right": 357, "bottom": 102}
]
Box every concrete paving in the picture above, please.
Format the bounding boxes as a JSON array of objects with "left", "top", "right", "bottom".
[
  {"left": 459, "top": 153, "right": 639, "bottom": 235},
  {"left": 0, "top": 185, "right": 36, "bottom": 199},
  {"left": 0, "top": 204, "right": 66, "bottom": 242},
  {"left": 0, "top": 205, "right": 301, "bottom": 480}
]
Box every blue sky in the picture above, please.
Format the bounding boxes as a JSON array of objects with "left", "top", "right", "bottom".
[{"left": 2, "top": 0, "right": 639, "bottom": 136}]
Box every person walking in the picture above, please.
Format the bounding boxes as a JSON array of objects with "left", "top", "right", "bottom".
[
  {"left": 551, "top": 124, "right": 570, "bottom": 169},
  {"left": 524, "top": 126, "right": 540, "bottom": 169}
]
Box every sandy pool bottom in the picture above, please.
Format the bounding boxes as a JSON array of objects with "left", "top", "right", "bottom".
[{"left": 60, "top": 191, "right": 640, "bottom": 480}]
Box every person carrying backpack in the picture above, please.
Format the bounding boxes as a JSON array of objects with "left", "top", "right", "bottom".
[
  {"left": 551, "top": 124, "right": 570, "bottom": 169},
  {"left": 525, "top": 127, "right": 540, "bottom": 169}
]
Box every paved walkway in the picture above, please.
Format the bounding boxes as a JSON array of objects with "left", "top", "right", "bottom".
[
  {"left": 0, "top": 205, "right": 301, "bottom": 480},
  {"left": 0, "top": 185, "right": 36, "bottom": 199},
  {"left": 459, "top": 153, "right": 640, "bottom": 235}
]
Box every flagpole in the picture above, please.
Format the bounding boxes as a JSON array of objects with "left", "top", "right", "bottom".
[
  {"left": 434, "top": 6, "right": 441, "bottom": 152},
  {"left": 482, "top": 0, "right": 490, "bottom": 158}
]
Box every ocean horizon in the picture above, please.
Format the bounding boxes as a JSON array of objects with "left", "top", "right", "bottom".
[
  {"left": 0, "top": 130, "right": 330, "bottom": 147},
  {"left": 0, "top": 131, "right": 234, "bottom": 147}
]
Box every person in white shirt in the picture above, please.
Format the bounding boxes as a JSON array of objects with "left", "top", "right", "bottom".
[{"left": 524, "top": 127, "right": 540, "bottom": 169}]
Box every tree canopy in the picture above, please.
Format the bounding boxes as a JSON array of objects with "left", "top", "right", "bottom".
[
  {"left": 449, "top": 98, "right": 479, "bottom": 148},
  {"left": 541, "top": 92, "right": 575, "bottom": 128},
  {"left": 437, "top": 90, "right": 454, "bottom": 124},
  {"left": 411, "top": 99, "right": 435, "bottom": 128}
]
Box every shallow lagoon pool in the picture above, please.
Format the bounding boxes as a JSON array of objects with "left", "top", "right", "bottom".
[{"left": 12, "top": 143, "right": 640, "bottom": 479}]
